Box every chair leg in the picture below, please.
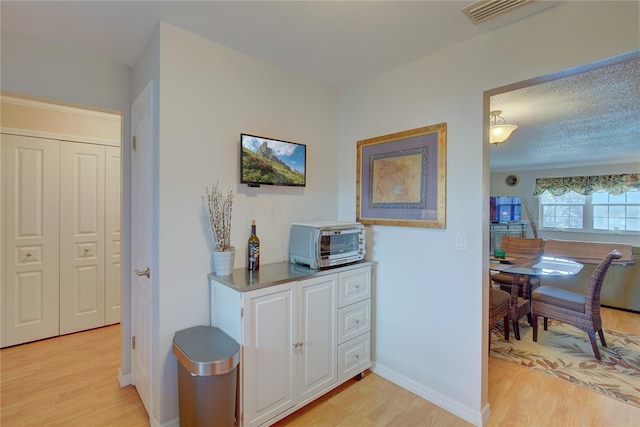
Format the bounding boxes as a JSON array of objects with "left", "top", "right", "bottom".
[
  {"left": 503, "top": 315, "right": 509, "bottom": 341},
  {"left": 543, "top": 317, "right": 548, "bottom": 331},
  {"left": 598, "top": 329, "right": 607, "bottom": 347},
  {"left": 513, "top": 319, "right": 521, "bottom": 340},
  {"left": 532, "top": 314, "right": 538, "bottom": 342},
  {"left": 527, "top": 312, "right": 533, "bottom": 326},
  {"left": 587, "top": 332, "right": 602, "bottom": 360}
]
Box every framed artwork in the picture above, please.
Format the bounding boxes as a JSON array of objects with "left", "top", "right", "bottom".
[{"left": 356, "top": 123, "right": 446, "bottom": 228}]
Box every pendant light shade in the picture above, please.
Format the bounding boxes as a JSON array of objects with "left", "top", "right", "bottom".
[{"left": 489, "top": 110, "right": 518, "bottom": 144}]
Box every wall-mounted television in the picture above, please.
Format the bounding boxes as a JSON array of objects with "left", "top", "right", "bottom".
[{"left": 241, "top": 133, "right": 306, "bottom": 187}]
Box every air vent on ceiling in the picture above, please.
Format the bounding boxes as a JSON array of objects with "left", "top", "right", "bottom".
[{"left": 462, "top": 0, "right": 535, "bottom": 24}]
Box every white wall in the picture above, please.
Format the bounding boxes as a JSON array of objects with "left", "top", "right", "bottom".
[
  {"left": 338, "top": 1, "right": 639, "bottom": 425},
  {"left": 491, "top": 163, "right": 640, "bottom": 245},
  {"left": 152, "top": 22, "right": 340, "bottom": 424}
]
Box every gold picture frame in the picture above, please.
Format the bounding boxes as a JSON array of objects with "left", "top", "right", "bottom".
[{"left": 356, "top": 123, "right": 446, "bottom": 228}]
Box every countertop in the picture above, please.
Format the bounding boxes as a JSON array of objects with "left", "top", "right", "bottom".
[{"left": 208, "top": 260, "right": 374, "bottom": 292}]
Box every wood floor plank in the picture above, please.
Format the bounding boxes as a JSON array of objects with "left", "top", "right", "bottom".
[{"left": 1, "top": 307, "right": 637, "bottom": 426}]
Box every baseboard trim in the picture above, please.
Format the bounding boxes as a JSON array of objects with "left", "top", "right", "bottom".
[
  {"left": 118, "top": 368, "right": 132, "bottom": 387},
  {"left": 481, "top": 403, "right": 491, "bottom": 426},
  {"left": 370, "top": 363, "right": 484, "bottom": 427},
  {"left": 156, "top": 417, "right": 179, "bottom": 427}
]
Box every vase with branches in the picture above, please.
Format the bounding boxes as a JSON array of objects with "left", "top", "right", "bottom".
[
  {"left": 206, "top": 182, "right": 235, "bottom": 274},
  {"left": 207, "top": 182, "right": 233, "bottom": 251}
]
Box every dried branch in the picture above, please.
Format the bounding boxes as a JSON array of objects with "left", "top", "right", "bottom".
[{"left": 206, "top": 182, "right": 233, "bottom": 251}]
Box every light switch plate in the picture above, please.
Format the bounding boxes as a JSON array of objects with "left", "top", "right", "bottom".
[{"left": 456, "top": 232, "right": 468, "bottom": 251}]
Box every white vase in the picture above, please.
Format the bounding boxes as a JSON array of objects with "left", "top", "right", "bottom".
[{"left": 212, "top": 248, "right": 235, "bottom": 276}]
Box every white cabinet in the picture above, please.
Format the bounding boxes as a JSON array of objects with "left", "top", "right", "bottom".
[
  {"left": 243, "top": 284, "right": 296, "bottom": 426},
  {"left": 296, "top": 275, "right": 338, "bottom": 402},
  {"left": 1, "top": 134, "right": 121, "bottom": 347},
  {"left": 337, "top": 267, "right": 371, "bottom": 381},
  {"left": 210, "top": 263, "right": 371, "bottom": 427}
]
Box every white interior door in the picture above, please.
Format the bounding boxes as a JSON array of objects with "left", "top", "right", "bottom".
[
  {"left": 59, "top": 141, "right": 105, "bottom": 334},
  {"left": 131, "top": 81, "right": 154, "bottom": 416},
  {"left": 105, "top": 146, "right": 121, "bottom": 325},
  {"left": 3, "top": 135, "right": 60, "bottom": 347}
]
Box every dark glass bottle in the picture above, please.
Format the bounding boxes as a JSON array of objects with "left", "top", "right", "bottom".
[{"left": 248, "top": 220, "right": 260, "bottom": 271}]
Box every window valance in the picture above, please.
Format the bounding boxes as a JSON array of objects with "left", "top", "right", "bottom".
[{"left": 533, "top": 173, "right": 640, "bottom": 196}]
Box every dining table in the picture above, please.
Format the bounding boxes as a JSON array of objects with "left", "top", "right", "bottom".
[{"left": 490, "top": 255, "right": 585, "bottom": 300}]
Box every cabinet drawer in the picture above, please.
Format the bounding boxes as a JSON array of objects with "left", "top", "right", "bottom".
[
  {"left": 338, "top": 266, "right": 371, "bottom": 307},
  {"left": 338, "top": 332, "right": 370, "bottom": 381},
  {"left": 337, "top": 299, "right": 370, "bottom": 345}
]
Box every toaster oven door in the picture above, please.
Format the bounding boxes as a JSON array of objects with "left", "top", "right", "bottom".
[{"left": 319, "top": 228, "right": 360, "bottom": 260}]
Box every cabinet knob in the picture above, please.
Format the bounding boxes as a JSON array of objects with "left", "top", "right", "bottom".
[
  {"left": 355, "top": 284, "right": 360, "bottom": 289},
  {"left": 354, "top": 319, "right": 360, "bottom": 325},
  {"left": 354, "top": 354, "right": 360, "bottom": 359},
  {"left": 26, "top": 252, "right": 32, "bottom": 257}
]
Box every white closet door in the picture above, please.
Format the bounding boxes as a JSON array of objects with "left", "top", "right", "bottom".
[
  {"left": 59, "top": 142, "right": 105, "bottom": 334},
  {"left": 104, "top": 146, "right": 121, "bottom": 325},
  {"left": 3, "top": 135, "right": 60, "bottom": 347}
]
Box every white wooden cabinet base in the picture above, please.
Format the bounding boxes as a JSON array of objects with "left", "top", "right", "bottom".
[{"left": 210, "top": 262, "right": 373, "bottom": 427}]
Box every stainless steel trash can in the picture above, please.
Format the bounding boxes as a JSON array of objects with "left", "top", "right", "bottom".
[{"left": 173, "top": 326, "right": 240, "bottom": 427}]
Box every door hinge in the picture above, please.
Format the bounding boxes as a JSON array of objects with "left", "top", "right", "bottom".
[
  {"left": 132, "top": 336, "right": 136, "bottom": 349},
  {"left": 132, "top": 135, "right": 137, "bottom": 150},
  {"left": 240, "top": 307, "right": 244, "bottom": 318}
]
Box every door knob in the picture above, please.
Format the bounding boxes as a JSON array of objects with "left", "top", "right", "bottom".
[{"left": 135, "top": 267, "right": 150, "bottom": 278}]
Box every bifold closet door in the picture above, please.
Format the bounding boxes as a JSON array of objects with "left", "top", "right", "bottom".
[
  {"left": 104, "top": 146, "right": 121, "bottom": 325},
  {"left": 3, "top": 135, "right": 60, "bottom": 347},
  {"left": 59, "top": 142, "right": 105, "bottom": 334}
]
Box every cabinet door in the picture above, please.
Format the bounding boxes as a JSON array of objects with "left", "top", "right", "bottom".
[
  {"left": 104, "top": 146, "right": 121, "bottom": 325},
  {"left": 59, "top": 142, "right": 105, "bottom": 334},
  {"left": 243, "top": 284, "right": 296, "bottom": 427},
  {"left": 3, "top": 135, "right": 60, "bottom": 347},
  {"left": 297, "top": 274, "right": 338, "bottom": 402}
]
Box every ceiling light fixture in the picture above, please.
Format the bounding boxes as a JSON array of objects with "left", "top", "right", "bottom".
[{"left": 489, "top": 110, "right": 518, "bottom": 145}]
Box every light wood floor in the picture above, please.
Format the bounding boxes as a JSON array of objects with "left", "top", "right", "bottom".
[{"left": 1, "top": 307, "right": 638, "bottom": 426}]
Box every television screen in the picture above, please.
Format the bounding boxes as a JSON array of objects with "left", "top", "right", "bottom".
[{"left": 241, "top": 133, "right": 306, "bottom": 187}]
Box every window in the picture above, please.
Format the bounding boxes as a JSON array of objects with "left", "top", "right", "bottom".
[
  {"left": 490, "top": 196, "right": 521, "bottom": 222},
  {"left": 540, "top": 191, "right": 585, "bottom": 229},
  {"left": 540, "top": 190, "right": 640, "bottom": 233},
  {"left": 592, "top": 190, "right": 640, "bottom": 231}
]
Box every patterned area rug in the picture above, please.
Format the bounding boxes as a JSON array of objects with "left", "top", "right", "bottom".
[{"left": 490, "top": 319, "right": 640, "bottom": 407}]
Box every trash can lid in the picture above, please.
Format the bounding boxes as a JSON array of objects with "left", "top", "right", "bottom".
[{"left": 173, "top": 326, "right": 240, "bottom": 376}]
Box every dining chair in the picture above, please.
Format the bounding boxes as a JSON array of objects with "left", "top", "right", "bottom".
[
  {"left": 488, "top": 277, "right": 510, "bottom": 352},
  {"left": 491, "top": 236, "right": 544, "bottom": 300},
  {"left": 531, "top": 249, "right": 622, "bottom": 360},
  {"left": 506, "top": 274, "right": 531, "bottom": 340}
]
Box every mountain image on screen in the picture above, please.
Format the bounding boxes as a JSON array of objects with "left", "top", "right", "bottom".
[{"left": 241, "top": 135, "right": 305, "bottom": 186}]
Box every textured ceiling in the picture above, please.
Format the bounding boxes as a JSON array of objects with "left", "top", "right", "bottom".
[{"left": 490, "top": 55, "right": 640, "bottom": 172}]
